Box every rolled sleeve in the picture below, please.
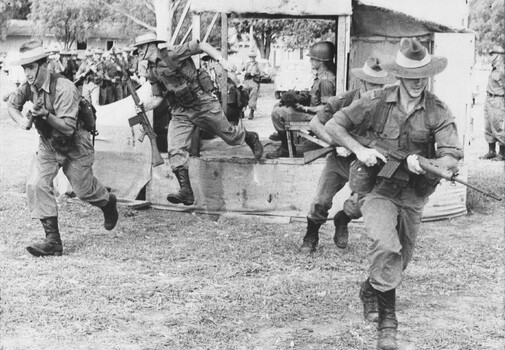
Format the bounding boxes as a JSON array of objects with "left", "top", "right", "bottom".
[
  {"left": 319, "top": 80, "right": 336, "bottom": 104},
  {"left": 333, "top": 91, "right": 375, "bottom": 131},
  {"left": 8, "top": 83, "right": 30, "bottom": 111},
  {"left": 53, "top": 78, "right": 80, "bottom": 130},
  {"left": 433, "top": 109, "right": 463, "bottom": 160},
  {"left": 169, "top": 40, "right": 202, "bottom": 63}
]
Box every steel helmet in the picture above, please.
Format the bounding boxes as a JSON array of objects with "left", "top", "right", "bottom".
[{"left": 307, "top": 41, "right": 335, "bottom": 61}]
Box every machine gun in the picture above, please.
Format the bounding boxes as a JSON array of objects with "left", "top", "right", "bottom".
[
  {"left": 110, "top": 49, "right": 164, "bottom": 167},
  {"left": 304, "top": 134, "right": 502, "bottom": 201}
]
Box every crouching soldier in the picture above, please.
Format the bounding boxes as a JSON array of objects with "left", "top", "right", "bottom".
[{"left": 7, "top": 40, "right": 118, "bottom": 257}]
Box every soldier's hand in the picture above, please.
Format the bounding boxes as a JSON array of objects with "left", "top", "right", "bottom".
[
  {"left": 356, "top": 148, "right": 387, "bottom": 167},
  {"left": 134, "top": 102, "right": 144, "bottom": 114},
  {"left": 406, "top": 154, "right": 426, "bottom": 174},
  {"left": 295, "top": 103, "right": 308, "bottom": 112},
  {"left": 31, "top": 106, "right": 50, "bottom": 120}
]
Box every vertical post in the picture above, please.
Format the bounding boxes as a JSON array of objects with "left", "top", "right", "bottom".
[
  {"left": 190, "top": 13, "right": 202, "bottom": 157},
  {"left": 335, "top": 15, "right": 350, "bottom": 95},
  {"left": 221, "top": 12, "right": 228, "bottom": 113}
]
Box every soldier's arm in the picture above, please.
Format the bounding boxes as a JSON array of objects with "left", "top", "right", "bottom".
[{"left": 309, "top": 116, "right": 334, "bottom": 144}]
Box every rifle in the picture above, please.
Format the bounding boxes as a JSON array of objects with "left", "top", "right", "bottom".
[
  {"left": 350, "top": 134, "right": 502, "bottom": 201},
  {"left": 110, "top": 49, "right": 164, "bottom": 167}
]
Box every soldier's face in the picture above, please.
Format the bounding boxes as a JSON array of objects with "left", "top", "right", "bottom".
[
  {"left": 400, "top": 77, "right": 428, "bottom": 98},
  {"left": 22, "top": 62, "right": 46, "bottom": 85}
]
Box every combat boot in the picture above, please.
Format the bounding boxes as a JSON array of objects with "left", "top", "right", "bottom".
[
  {"left": 100, "top": 193, "right": 119, "bottom": 230},
  {"left": 26, "top": 217, "right": 63, "bottom": 257},
  {"left": 244, "top": 131, "right": 263, "bottom": 159},
  {"left": 299, "top": 218, "right": 321, "bottom": 253},
  {"left": 333, "top": 210, "right": 350, "bottom": 249},
  {"left": 167, "top": 167, "right": 195, "bottom": 205},
  {"left": 492, "top": 145, "right": 505, "bottom": 161},
  {"left": 480, "top": 143, "right": 496, "bottom": 159},
  {"left": 359, "top": 278, "right": 379, "bottom": 323},
  {"left": 266, "top": 131, "right": 291, "bottom": 159},
  {"left": 376, "top": 288, "right": 398, "bottom": 350},
  {"left": 248, "top": 109, "right": 255, "bottom": 120}
]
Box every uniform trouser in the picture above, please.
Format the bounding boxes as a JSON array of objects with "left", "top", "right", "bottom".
[
  {"left": 361, "top": 187, "right": 429, "bottom": 292},
  {"left": 307, "top": 153, "right": 363, "bottom": 224},
  {"left": 483, "top": 96, "right": 505, "bottom": 145},
  {"left": 26, "top": 129, "right": 110, "bottom": 219},
  {"left": 271, "top": 103, "right": 313, "bottom": 132},
  {"left": 243, "top": 79, "right": 259, "bottom": 110},
  {"left": 82, "top": 82, "right": 100, "bottom": 107},
  {"left": 167, "top": 98, "right": 246, "bottom": 170}
]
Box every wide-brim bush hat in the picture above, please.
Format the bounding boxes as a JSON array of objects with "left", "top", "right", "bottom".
[
  {"left": 351, "top": 57, "right": 397, "bottom": 85},
  {"left": 12, "top": 40, "right": 51, "bottom": 65},
  {"left": 381, "top": 38, "right": 447, "bottom": 78},
  {"left": 133, "top": 31, "right": 166, "bottom": 47}
]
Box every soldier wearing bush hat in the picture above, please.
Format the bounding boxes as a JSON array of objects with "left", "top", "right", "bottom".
[
  {"left": 7, "top": 40, "right": 118, "bottom": 257},
  {"left": 480, "top": 45, "right": 505, "bottom": 160},
  {"left": 132, "top": 30, "right": 263, "bottom": 206},
  {"left": 325, "top": 38, "right": 463, "bottom": 350},
  {"left": 300, "top": 57, "right": 397, "bottom": 255}
]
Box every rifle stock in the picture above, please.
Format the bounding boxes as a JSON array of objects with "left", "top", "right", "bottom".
[
  {"left": 111, "top": 49, "right": 164, "bottom": 167},
  {"left": 303, "top": 146, "right": 334, "bottom": 164}
]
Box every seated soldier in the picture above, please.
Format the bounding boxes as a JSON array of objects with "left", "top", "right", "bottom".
[{"left": 266, "top": 41, "right": 336, "bottom": 158}]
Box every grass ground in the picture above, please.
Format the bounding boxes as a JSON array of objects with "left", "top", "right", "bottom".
[{"left": 0, "top": 76, "right": 504, "bottom": 349}]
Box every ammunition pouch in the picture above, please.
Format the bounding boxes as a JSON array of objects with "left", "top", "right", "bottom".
[
  {"left": 197, "top": 69, "right": 216, "bottom": 93},
  {"left": 349, "top": 160, "right": 380, "bottom": 195},
  {"left": 50, "top": 133, "right": 76, "bottom": 154},
  {"left": 411, "top": 174, "right": 441, "bottom": 198},
  {"left": 34, "top": 119, "right": 52, "bottom": 140},
  {"left": 171, "top": 83, "right": 197, "bottom": 108},
  {"left": 78, "top": 98, "right": 97, "bottom": 133}
]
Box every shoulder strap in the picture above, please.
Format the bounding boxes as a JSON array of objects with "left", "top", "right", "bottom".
[{"left": 372, "top": 86, "right": 395, "bottom": 134}]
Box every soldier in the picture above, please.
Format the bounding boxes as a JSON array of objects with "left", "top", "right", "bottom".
[
  {"left": 266, "top": 41, "right": 336, "bottom": 159},
  {"left": 76, "top": 50, "right": 100, "bottom": 106},
  {"left": 7, "top": 40, "right": 118, "bottom": 257},
  {"left": 300, "top": 57, "right": 396, "bottom": 253},
  {"left": 326, "top": 38, "right": 463, "bottom": 350},
  {"left": 133, "top": 31, "right": 263, "bottom": 206},
  {"left": 479, "top": 45, "right": 505, "bottom": 161},
  {"left": 60, "top": 50, "right": 77, "bottom": 81},
  {"left": 242, "top": 51, "right": 261, "bottom": 120}
]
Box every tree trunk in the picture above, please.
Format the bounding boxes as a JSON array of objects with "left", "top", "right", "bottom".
[{"left": 152, "top": 0, "right": 172, "bottom": 42}]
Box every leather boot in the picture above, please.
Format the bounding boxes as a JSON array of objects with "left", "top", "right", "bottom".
[
  {"left": 167, "top": 167, "right": 195, "bottom": 205},
  {"left": 299, "top": 218, "right": 321, "bottom": 253},
  {"left": 492, "top": 145, "right": 505, "bottom": 161},
  {"left": 480, "top": 143, "right": 496, "bottom": 159},
  {"left": 266, "top": 131, "right": 291, "bottom": 159},
  {"left": 359, "top": 278, "right": 379, "bottom": 323},
  {"left": 376, "top": 288, "right": 398, "bottom": 350},
  {"left": 248, "top": 109, "right": 255, "bottom": 120},
  {"left": 26, "top": 217, "right": 63, "bottom": 257},
  {"left": 244, "top": 131, "right": 263, "bottom": 159},
  {"left": 333, "top": 210, "right": 350, "bottom": 249},
  {"left": 100, "top": 193, "right": 118, "bottom": 230}
]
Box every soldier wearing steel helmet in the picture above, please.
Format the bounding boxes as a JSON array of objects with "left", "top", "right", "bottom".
[{"left": 266, "top": 41, "right": 336, "bottom": 159}]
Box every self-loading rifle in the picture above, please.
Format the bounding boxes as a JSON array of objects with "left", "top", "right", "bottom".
[
  {"left": 111, "top": 49, "right": 164, "bottom": 167},
  {"left": 304, "top": 134, "right": 502, "bottom": 201}
]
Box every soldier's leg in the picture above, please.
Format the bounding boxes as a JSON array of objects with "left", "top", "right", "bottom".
[
  {"left": 191, "top": 101, "right": 263, "bottom": 159},
  {"left": 25, "top": 143, "right": 62, "bottom": 256},
  {"left": 62, "top": 130, "right": 117, "bottom": 230},
  {"left": 489, "top": 97, "right": 505, "bottom": 161},
  {"left": 302, "top": 154, "right": 353, "bottom": 253},
  {"left": 334, "top": 191, "right": 364, "bottom": 249},
  {"left": 90, "top": 82, "right": 100, "bottom": 107},
  {"left": 481, "top": 98, "right": 498, "bottom": 159},
  {"left": 166, "top": 111, "right": 197, "bottom": 205},
  {"left": 248, "top": 82, "right": 259, "bottom": 119}
]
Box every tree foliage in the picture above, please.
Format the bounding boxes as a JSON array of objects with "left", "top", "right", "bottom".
[
  {"left": 469, "top": 0, "right": 504, "bottom": 54},
  {"left": 0, "top": 0, "right": 30, "bottom": 40},
  {"left": 233, "top": 18, "right": 335, "bottom": 59},
  {"left": 28, "top": 0, "right": 106, "bottom": 50}
]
